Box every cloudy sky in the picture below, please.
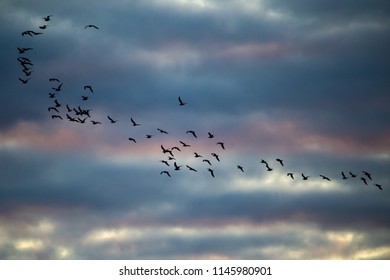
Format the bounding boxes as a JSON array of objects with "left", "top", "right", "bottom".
[{"left": 1, "top": 0, "right": 389, "bottom": 259}]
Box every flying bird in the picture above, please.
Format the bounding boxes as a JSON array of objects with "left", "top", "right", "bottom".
[
  {"left": 18, "top": 77, "right": 30, "bottom": 84},
  {"left": 203, "top": 159, "right": 212, "bottom": 166},
  {"left": 81, "top": 96, "right": 88, "bottom": 101},
  {"left": 157, "top": 128, "right": 168, "bottom": 134},
  {"left": 85, "top": 24, "right": 99, "bottom": 29},
  {"left": 216, "top": 142, "right": 225, "bottom": 150},
  {"left": 180, "top": 141, "right": 191, "bottom": 147},
  {"left": 84, "top": 85, "right": 93, "bottom": 93},
  {"left": 186, "top": 130, "right": 197, "bottom": 138},
  {"left": 362, "top": 171, "right": 372, "bottom": 180},
  {"left": 146, "top": 134, "right": 153, "bottom": 139},
  {"left": 48, "top": 107, "right": 59, "bottom": 113},
  {"left": 186, "top": 165, "right": 197, "bottom": 172},
  {"left": 160, "top": 160, "right": 170, "bottom": 166},
  {"left": 287, "top": 173, "right": 294, "bottom": 179},
  {"left": 301, "top": 173, "right": 310, "bottom": 180},
  {"left": 237, "top": 165, "right": 244, "bottom": 172},
  {"left": 107, "top": 115, "right": 117, "bottom": 123},
  {"left": 130, "top": 117, "right": 140, "bottom": 126},
  {"left": 211, "top": 153, "right": 220, "bottom": 162},
  {"left": 17, "top": 47, "right": 33, "bottom": 54},
  {"left": 54, "top": 99, "right": 61, "bottom": 107},
  {"left": 43, "top": 15, "right": 52, "bottom": 21},
  {"left": 178, "top": 96, "right": 186, "bottom": 106},
  {"left": 128, "top": 137, "right": 136, "bottom": 143},
  {"left": 49, "top": 78, "right": 61, "bottom": 82},
  {"left": 349, "top": 172, "right": 357, "bottom": 178},
  {"left": 91, "top": 120, "right": 101, "bottom": 125},
  {"left": 173, "top": 162, "right": 182, "bottom": 171},
  {"left": 341, "top": 171, "right": 348, "bottom": 180},
  {"left": 320, "top": 175, "right": 331, "bottom": 181},
  {"left": 160, "top": 171, "right": 171, "bottom": 177},
  {"left": 52, "top": 83, "right": 63, "bottom": 92},
  {"left": 373, "top": 184, "right": 383, "bottom": 190},
  {"left": 51, "top": 115, "right": 63, "bottom": 120},
  {"left": 265, "top": 164, "right": 273, "bottom": 172},
  {"left": 161, "top": 145, "right": 174, "bottom": 157},
  {"left": 208, "top": 132, "right": 214, "bottom": 138},
  {"left": 194, "top": 152, "right": 203, "bottom": 158},
  {"left": 39, "top": 24, "right": 49, "bottom": 29},
  {"left": 361, "top": 177, "right": 368, "bottom": 186},
  {"left": 208, "top": 168, "right": 215, "bottom": 177},
  {"left": 276, "top": 158, "right": 284, "bottom": 166}
]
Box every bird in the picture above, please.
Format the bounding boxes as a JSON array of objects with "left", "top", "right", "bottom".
[
  {"left": 91, "top": 120, "right": 101, "bottom": 125},
  {"left": 320, "top": 175, "right": 331, "bottom": 181},
  {"left": 186, "top": 165, "right": 197, "bottom": 172},
  {"left": 260, "top": 159, "right": 268, "bottom": 165},
  {"left": 208, "top": 132, "right": 214, "bottom": 138},
  {"left": 21, "top": 30, "right": 42, "bottom": 36},
  {"left": 51, "top": 115, "right": 63, "bottom": 120},
  {"left": 48, "top": 93, "right": 56, "bottom": 98},
  {"left": 128, "top": 138, "right": 136, "bottom": 143},
  {"left": 276, "top": 158, "right": 284, "bottom": 166},
  {"left": 18, "top": 77, "right": 30, "bottom": 84},
  {"left": 194, "top": 152, "right": 203, "bottom": 158},
  {"left": 160, "top": 160, "right": 170, "bottom": 166},
  {"left": 17, "top": 47, "right": 33, "bottom": 54},
  {"left": 361, "top": 177, "right": 368, "bottom": 186},
  {"left": 107, "top": 115, "right": 117, "bottom": 123},
  {"left": 208, "top": 168, "right": 215, "bottom": 177},
  {"left": 39, "top": 24, "right": 49, "bottom": 29},
  {"left": 54, "top": 99, "right": 61, "bottom": 107},
  {"left": 77, "top": 117, "right": 87, "bottom": 124},
  {"left": 52, "top": 83, "right": 63, "bottom": 92},
  {"left": 180, "top": 141, "right": 191, "bottom": 147},
  {"left": 146, "top": 134, "right": 153, "bottom": 139},
  {"left": 178, "top": 96, "right": 186, "bottom": 106},
  {"left": 84, "top": 85, "right": 93, "bottom": 93},
  {"left": 160, "top": 171, "right": 171, "bottom": 177},
  {"left": 186, "top": 130, "right": 197, "bottom": 138},
  {"left": 373, "top": 184, "right": 383, "bottom": 190},
  {"left": 216, "top": 142, "right": 225, "bottom": 150},
  {"left": 349, "top": 172, "right": 357, "bottom": 178},
  {"left": 157, "top": 128, "right": 168, "bottom": 134},
  {"left": 362, "top": 171, "right": 372, "bottom": 180},
  {"left": 66, "top": 114, "right": 77, "bottom": 122},
  {"left": 22, "top": 69, "right": 34, "bottom": 76},
  {"left": 302, "top": 173, "right": 310, "bottom": 180},
  {"left": 203, "top": 159, "right": 212, "bottom": 165},
  {"left": 211, "top": 153, "right": 220, "bottom": 162},
  {"left": 341, "top": 171, "right": 348, "bottom": 180},
  {"left": 49, "top": 78, "right": 61, "bottom": 82},
  {"left": 265, "top": 164, "right": 273, "bottom": 172},
  {"left": 171, "top": 146, "right": 181, "bottom": 152},
  {"left": 287, "top": 173, "right": 294, "bottom": 179},
  {"left": 161, "top": 145, "right": 174, "bottom": 157},
  {"left": 173, "top": 162, "right": 182, "bottom": 171},
  {"left": 65, "top": 104, "right": 73, "bottom": 112},
  {"left": 48, "top": 107, "right": 59, "bottom": 113},
  {"left": 85, "top": 24, "right": 99, "bottom": 29},
  {"left": 43, "top": 15, "right": 52, "bottom": 21},
  {"left": 130, "top": 117, "right": 140, "bottom": 126},
  {"left": 81, "top": 96, "right": 88, "bottom": 101},
  {"left": 237, "top": 165, "right": 244, "bottom": 172}
]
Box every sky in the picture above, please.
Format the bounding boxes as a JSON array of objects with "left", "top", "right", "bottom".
[{"left": 0, "top": 0, "right": 389, "bottom": 260}]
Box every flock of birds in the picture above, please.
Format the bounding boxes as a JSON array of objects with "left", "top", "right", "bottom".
[{"left": 17, "top": 15, "right": 384, "bottom": 191}]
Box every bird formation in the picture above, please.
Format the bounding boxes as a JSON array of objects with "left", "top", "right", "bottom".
[{"left": 16, "top": 15, "right": 385, "bottom": 192}]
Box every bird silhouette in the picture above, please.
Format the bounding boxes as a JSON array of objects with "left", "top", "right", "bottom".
[
  {"left": 287, "top": 173, "right": 294, "bottom": 179},
  {"left": 362, "top": 171, "right": 372, "bottom": 180},
  {"left": 161, "top": 145, "right": 174, "bottom": 157},
  {"left": 18, "top": 77, "right": 30, "bottom": 84},
  {"left": 54, "top": 99, "right": 61, "bottom": 107},
  {"left": 237, "top": 165, "right": 244, "bottom": 172},
  {"left": 203, "top": 159, "right": 212, "bottom": 165},
  {"left": 301, "top": 173, "right": 310, "bottom": 180},
  {"left": 17, "top": 47, "right": 33, "bottom": 54},
  {"left": 208, "top": 168, "right": 215, "bottom": 177},
  {"left": 186, "top": 165, "right": 197, "bottom": 172},
  {"left": 320, "top": 175, "right": 331, "bottom": 181},
  {"left": 216, "top": 142, "right": 225, "bottom": 150},
  {"left": 160, "top": 171, "right": 171, "bottom": 177},
  {"left": 85, "top": 24, "right": 99, "bottom": 29},
  {"left": 81, "top": 96, "right": 88, "bottom": 101},
  {"left": 39, "top": 24, "right": 49, "bottom": 29},
  {"left": 265, "top": 164, "right": 273, "bottom": 172},
  {"left": 49, "top": 78, "right": 61, "bottom": 82},
  {"left": 349, "top": 172, "right": 357, "bottom": 178},
  {"left": 91, "top": 120, "right": 101, "bottom": 125},
  {"left": 276, "top": 158, "right": 284, "bottom": 166},
  {"left": 373, "top": 184, "right": 383, "bottom": 190},
  {"left": 48, "top": 107, "right": 59, "bottom": 113},
  {"left": 43, "top": 15, "right": 52, "bottom": 21},
  {"left": 146, "top": 134, "right": 153, "bottom": 139},
  {"left": 208, "top": 132, "right": 214, "bottom": 138},
  {"left": 131, "top": 117, "right": 140, "bottom": 126},
  {"left": 157, "top": 128, "right": 168, "bottom": 134},
  {"left": 194, "top": 152, "right": 203, "bottom": 158},
  {"left": 178, "top": 96, "right": 186, "bottom": 106},
  {"left": 51, "top": 115, "right": 63, "bottom": 120},
  {"left": 160, "top": 160, "right": 170, "bottom": 166},
  {"left": 173, "top": 162, "right": 182, "bottom": 171},
  {"left": 361, "top": 177, "right": 368, "bottom": 185},
  {"left": 107, "top": 115, "right": 117, "bottom": 123},
  {"left": 186, "top": 130, "right": 197, "bottom": 138},
  {"left": 128, "top": 137, "right": 136, "bottom": 143},
  {"left": 211, "top": 153, "right": 220, "bottom": 162},
  {"left": 84, "top": 85, "right": 93, "bottom": 93},
  {"left": 180, "top": 141, "right": 191, "bottom": 147},
  {"left": 52, "top": 83, "right": 63, "bottom": 92},
  {"left": 341, "top": 171, "right": 348, "bottom": 180}
]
